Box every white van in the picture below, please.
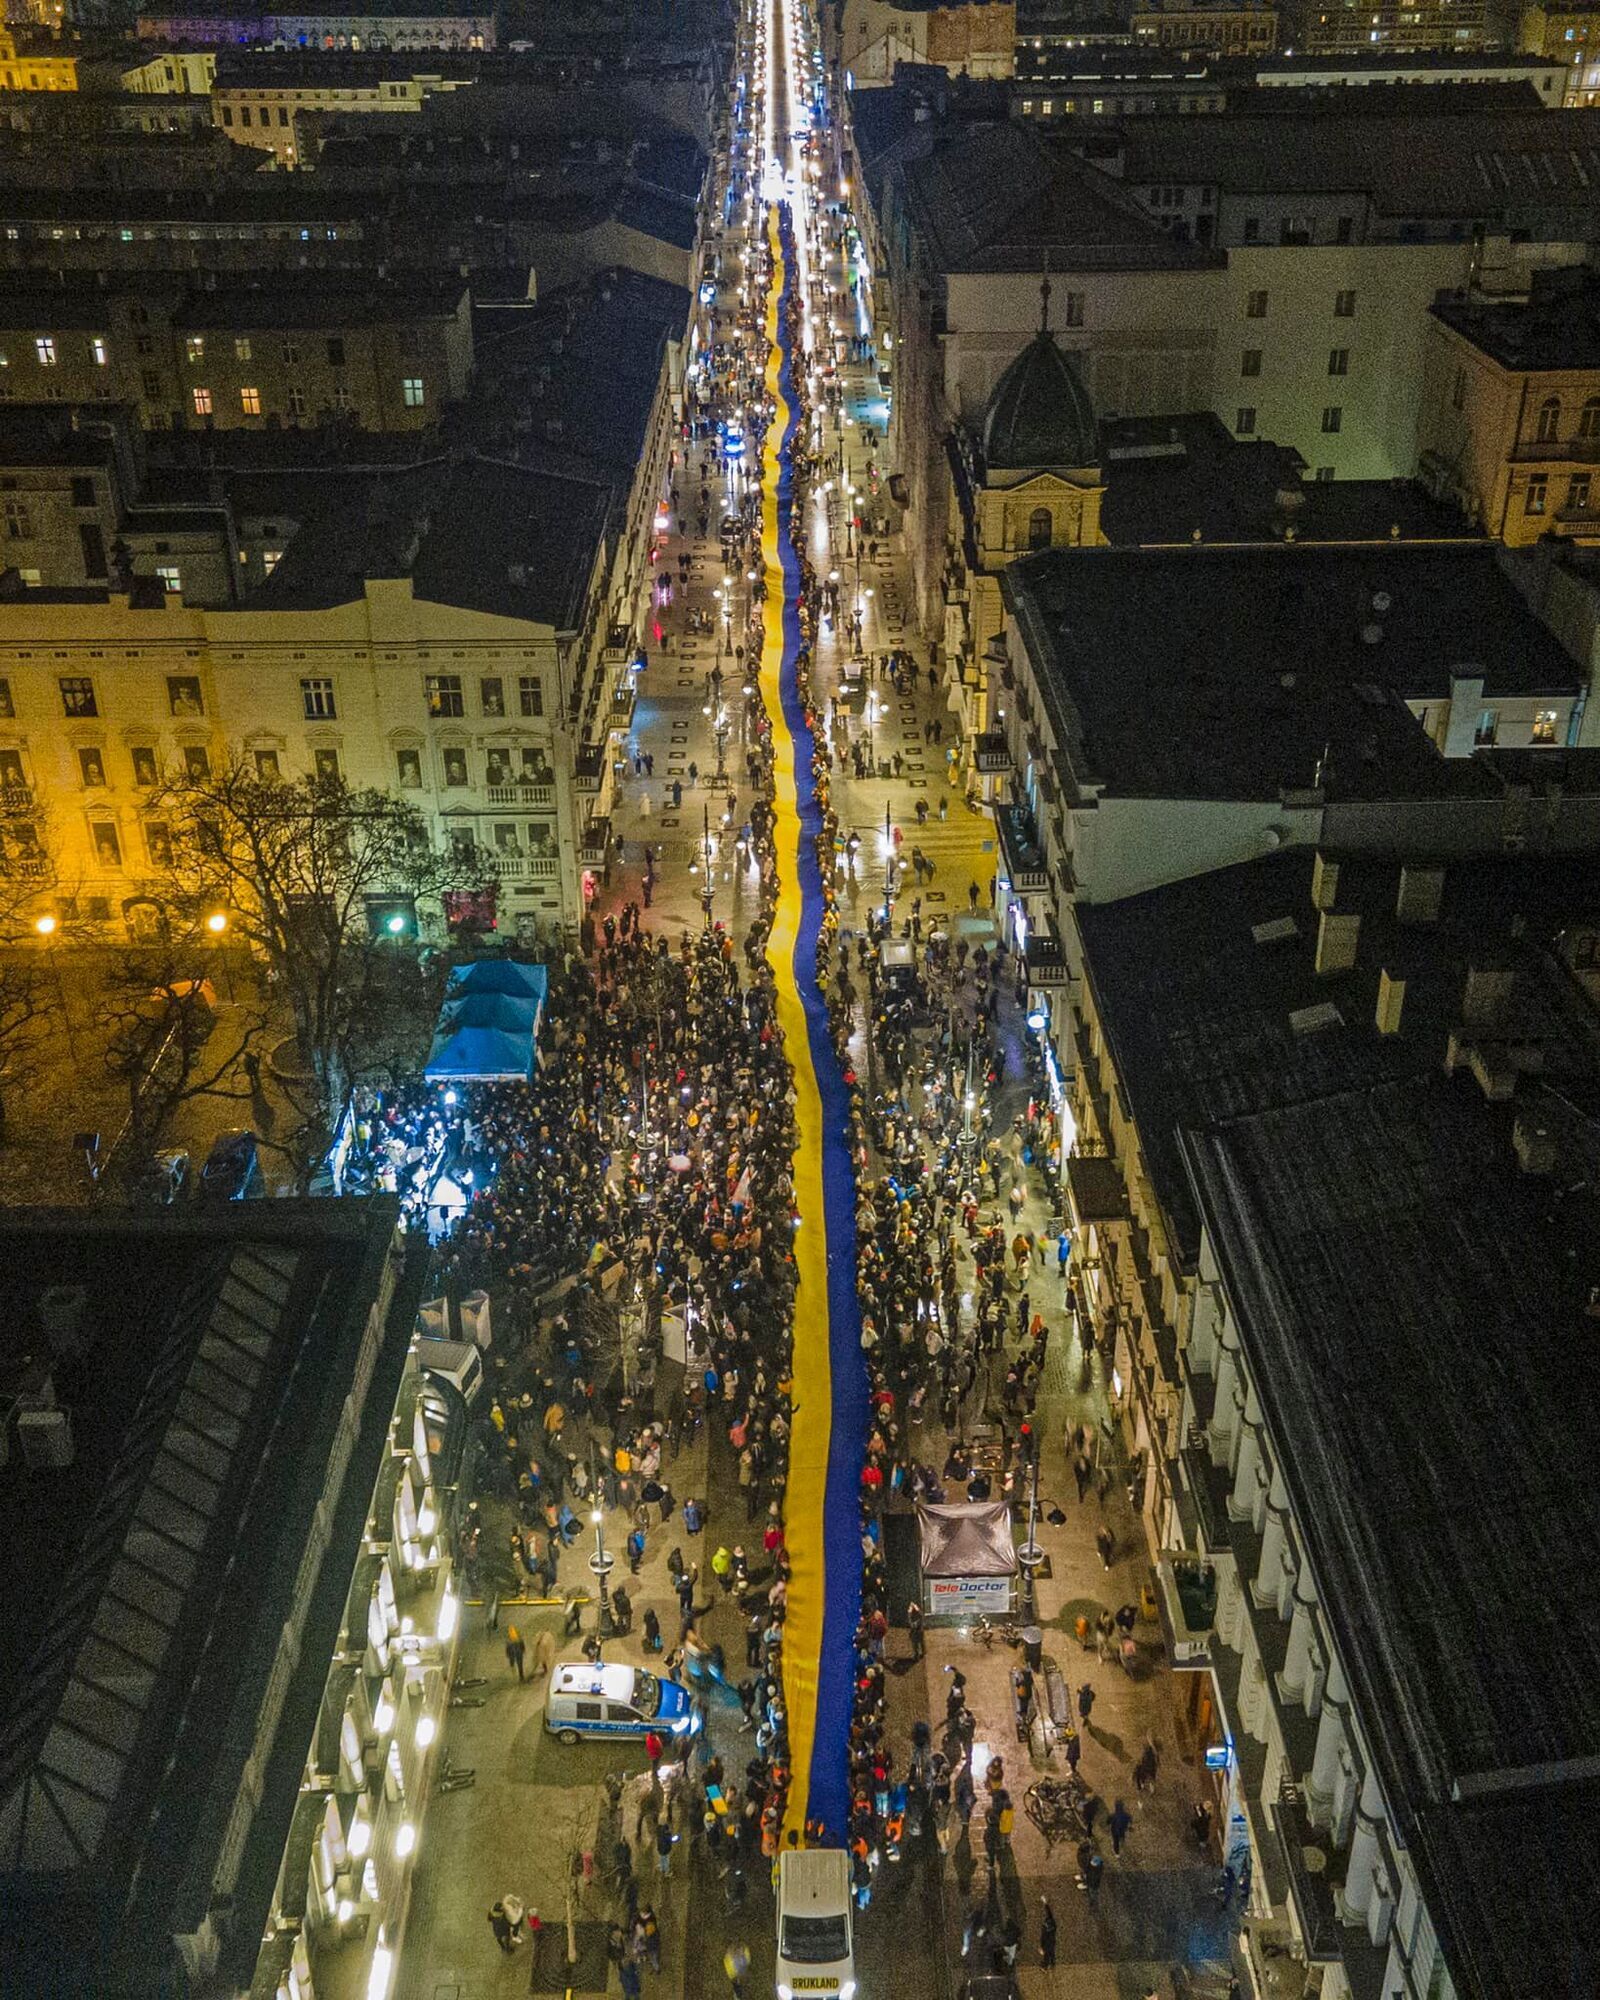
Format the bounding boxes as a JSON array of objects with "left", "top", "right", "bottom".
[
  {"left": 544, "top": 1663, "right": 697, "bottom": 1744},
  {"left": 775, "top": 1848, "right": 855, "bottom": 1999}
]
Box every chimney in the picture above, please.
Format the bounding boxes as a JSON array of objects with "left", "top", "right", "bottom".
[
  {"left": 1442, "top": 670, "right": 1485, "bottom": 759},
  {"left": 1315, "top": 910, "right": 1360, "bottom": 977},
  {"left": 1396, "top": 861, "right": 1444, "bottom": 926},
  {"left": 1513, "top": 1111, "right": 1556, "bottom": 1175},
  {"left": 1311, "top": 851, "right": 1341, "bottom": 911},
  {"left": 1462, "top": 962, "right": 1515, "bottom": 1033},
  {"left": 1375, "top": 968, "right": 1406, "bottom": 1035}
]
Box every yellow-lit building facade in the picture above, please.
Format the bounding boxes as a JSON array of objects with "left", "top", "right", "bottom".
[
  {"left": 1417, "top": 279, "right": 1600, "bottom": 549},
  {"left": 1519, "top": 2, "right": 1600, "bottom": 104},
  {"left": 0, "top": 27, "right": 78, "bottom": 90}
]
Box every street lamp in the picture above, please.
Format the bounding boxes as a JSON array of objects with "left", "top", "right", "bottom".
[
  {"left": 699, "top": 804, "right": 714, "bottom": 928},
  {"left": 35, "top": 913, "right": 79, "bottom": 1062},
  {"left": 589, "top": 1503, "right": 615, "bottom": 1640},
  {"left": 205, "top": 909, "right": 236, "bottom": 1004}
]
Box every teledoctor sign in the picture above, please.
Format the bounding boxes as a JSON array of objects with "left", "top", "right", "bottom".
[{"left": 927, "top": 1574, "right": 1012, "bottom": 1613}]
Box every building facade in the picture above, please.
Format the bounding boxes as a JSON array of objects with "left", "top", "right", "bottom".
[
  {"left": 1519, "top": 2, "right": 1600, "bottom": 106},
  {"left": 1131, "top": 0, "right": 1278, "bottom": 54},
  {"left": 1417, "top": 270, "right": 1600, "bottom": 549},
  {"left": 0, "top": 25, "right": 77, "bottom": 88},
  {"left": 0, "top": 282, "right": 473, "bottom": 433}
]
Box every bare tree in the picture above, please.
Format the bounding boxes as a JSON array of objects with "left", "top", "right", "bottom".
[
  {"left": 100, "top": 912, "right": 269, "bottom": 1166},
  {"left": 151, "top": 757, "right": 491, "bottom": 1112}
]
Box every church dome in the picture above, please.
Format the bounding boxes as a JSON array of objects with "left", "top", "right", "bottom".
[{"left": 982, "top": 330, "right": 1099, "bottom": 472}]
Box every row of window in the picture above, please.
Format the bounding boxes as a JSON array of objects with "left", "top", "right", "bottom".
[
  {"left": 1242, "top": 216, "right": 1358, "bottom": 247},
  {"left": 2, "top": 332, "right": 427, "bottom": 372},
  {"left": 1241, "top": 347, "right": 1352, "bottom": 378},
  {"left": 1236, "top": 406, "right": 1346, "bottom": 436},
  {"left": 1244, "top": 289, "right": 1357, "bottom": 321},
  {"left": 188, "top": 377, "right": 424, "bottom": 416},
  {"left": 2, "top": 739, "right": 560, "bottom": 797},
  {"left": 0, "top": 669, "right": 543, "bottom": 724},
  {"left": 1525, "top": 471, "right": 1592, "bottom": 516}
]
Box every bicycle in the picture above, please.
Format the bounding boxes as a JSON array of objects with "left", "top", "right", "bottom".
[{"left": 972, "top": 1616, "right": 1022, "bottom": 1650}]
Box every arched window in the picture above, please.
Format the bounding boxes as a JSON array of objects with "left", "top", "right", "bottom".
[
  {"left": 1536, "top": 395, "right": 1562, "bottom": 443},
  {"left": 1028, "top": 505, "right": 1053, "bottom": 551},
  {"left": 1579, "top": 397, "right": 1600, "bottom": 441}
]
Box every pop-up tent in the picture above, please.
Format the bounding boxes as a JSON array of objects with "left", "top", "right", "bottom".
[
  {"left": 422, "top": 959, "right": 547, "bottom": 1082},
  {"left": 917, "top": 1500, "right": 1017, "bottom": 1616}
]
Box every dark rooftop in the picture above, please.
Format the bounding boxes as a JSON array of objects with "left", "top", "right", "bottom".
[
  {"left": 1097, "top": 412, "right": 1480, "bottom": 547},
  {"left": 1431, "top": 266, "right": 1600, "bottom": 373},
  {"left": 249, "top": 451, "right": 612, "bottom": 627},
  {"left": 898, "top": 117, "right": 1221, "bottom": 273},
  {"left": 1078, "top": 847, "right": 1600, "bottom": 2000},
  {"left": 0, "top": 1200, "right": 411, "bottom": 1998},
  {"left": 173, "top": 278, "right": 469, "bottom": 331},
  {"left": 1004, "top": 544, "right": 1580, "bottom": 801},
  {"left": 1094, "top": 107, "right": 1600, "bottom": 221}
]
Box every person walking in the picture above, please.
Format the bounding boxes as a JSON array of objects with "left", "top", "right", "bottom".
[
  {"left": 907, "top": 1598, "right": 925, "bottom": 1660},
  {"left": 1077, "top": 1682, "right": 1096, "bottom": 1726},
  {"left": 724, "top": 1942, "right": 750, "bottom": 1999},
  {"left": 1109, "top": 1798, "right": 1133, "bottom": 1856},
  {"left": 1096, "top": 1525, "right": 1116, "bottom": 1571},
  {"left": 655, "top": 1819, "right": 675, "bottom": 1876},
  {"left": 505, "top": 1626, "right": 526, "bottom": 1683},
  {"left": 1039, "top": 1897, "right": 1057, "bottom": 1968},
  {"left": 488, "top": 1902, "right": 516, "bottom": 1954}
]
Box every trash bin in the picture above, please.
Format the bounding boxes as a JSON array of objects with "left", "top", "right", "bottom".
[{"left": 1022, "top": 1625, "right": 1043, "bottom": 1672}]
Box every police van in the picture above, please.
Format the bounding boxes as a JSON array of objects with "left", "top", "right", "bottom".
[
  {"left": 544, "top": 1663, "right": 697, "bottom": 1744},
  {"left": 775, "top": 1848, "right": 855, "bottom": 1999}
]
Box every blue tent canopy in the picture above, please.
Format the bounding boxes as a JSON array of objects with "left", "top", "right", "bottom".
[
  {"left": 423, "top": 959, "right": 547, "bottom": 1081},
  {"left": 446, "top": 960, "right": 549, "bottom": 1004},
  {"left": 435, "top": 992, "right": 540, "bottom": 1037}
]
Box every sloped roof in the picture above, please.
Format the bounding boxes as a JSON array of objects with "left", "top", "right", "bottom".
[
  {"left": 917, "top": 1501, "right": 1017, "bottom": 1578},
  {"left": 897, "top": 118, "right": 1221, "bottom": 274}
]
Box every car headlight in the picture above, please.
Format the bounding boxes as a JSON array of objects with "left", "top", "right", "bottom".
[
  {"left": 777, "top": 1986, "right": 792, "bottom": 2000},
  {"left": 840, "top": 1982, "right": 856, "bottom": 2000}
]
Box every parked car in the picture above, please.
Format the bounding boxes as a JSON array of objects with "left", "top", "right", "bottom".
[
  {"left": 200, "top": 1129, "right": 260, "bottom": 1202},
  {"left": 544, "top": 1664, "right": 696, "bottom": 1744}
]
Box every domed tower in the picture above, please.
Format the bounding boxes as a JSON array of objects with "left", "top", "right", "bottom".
[{"left": 975, "top": 279, "right": 1105, "bottom": 556}]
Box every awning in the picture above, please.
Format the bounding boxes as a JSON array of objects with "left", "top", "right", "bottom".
[{"left": 917, "top": 1501, "right": 1017, "bottom": 1579}]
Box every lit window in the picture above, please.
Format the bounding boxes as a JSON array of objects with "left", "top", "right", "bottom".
[
  {"left": 90, "top": 337, "right": 109, "bottom": 366},
  {"left": 185, "top": 335, "right": 205, "bottom": 362},
  {"left": 425, "top": 674, "right": 464, "bottom": 718},
  {"left": 157, "top": 565, "right": 182, "bottom": 593},
  {"left": 240, "top": 386, "right": 261, "bottom": 415},
  {"left": 263, "top": 547, "right": 283, "bottom": 573},
  {"left": 34, "top": 336, "right": 56, "bottom": 365},
  {"left": 1532, "top": 709, "right": 1560, "bottom": 744},
  {"left": 234, "top": 336, "right": 252, "bottom": 361},
  {"left": 402, "top": 377, "right": 425, "bottom": 407},
  {"left": 192, "top": 387, "right": 213, "bottom": 416}
]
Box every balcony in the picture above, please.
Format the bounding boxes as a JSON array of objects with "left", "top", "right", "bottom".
[
  {"left": 575, "top": 746, "right": 605, "bottom": 794},
  {"left": 1154, "top": 1555, "right": 1217, "bottom": 1669},
  {"left": 609, "top": 682, "right": 637, "bottom": 732},
  {"left": 1508, "top": 437, "right": 1600, "bottom": 464},
  {"left": 995, "top": 800, "right": 1049, "bottom": 894},
  {"left": 580, "top": 815, "right": 611, "bottom": 866},
  {"left": 486, "top": 852, "right": 558, "bottom": 883},
  {"left": 974, "top": 731, "right": 1011, "bottom": 775},
  {"left": 0, "top": 784, "right": 35, "bottom": 810},
  {"left": 1269, "top": 1787, "right": 1342, "bottom": 1963},
  {"left": 1024, "top": 932, "right": 1068, "bottom": 988},
  {"left": 486, "top": 782, "right": 554, "bottom": 809}
]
